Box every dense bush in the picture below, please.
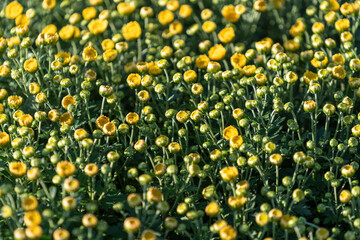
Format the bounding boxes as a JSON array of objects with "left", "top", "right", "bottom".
[{"left": 0, "top": 0, "right": 359, "bottom": 239}]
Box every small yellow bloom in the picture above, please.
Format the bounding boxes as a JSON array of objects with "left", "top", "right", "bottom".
[
  {"left": 55, "top": 51, "right": 71, "bottom": 65},
  {"left": 83, "top": 7, "right": 97, "bottom": 21},
  {"left": 221, "top": 5, "right": 240, "bottom": 22},
  {"left": 195, "top": 55, "right": 210, "bottom": 69},
  {"left": 82, "top": 213, "right": 98, "bottom": 228},
  {"left": 53, "top": 228, "right": 70, "bottom": 240},
  {"left": 158, "top": 10, "right": 174, "bottom": 25},
  {"left": 117, "top": 2, "right": 135, "bottom": 16},
  {"left": 42, "top": 24, "right": 58, "bottom": 34},
  {"left": 0, "top": 65, "right": 11, "bottom": 77},
  {"left": 42, "top": 0, "right": 56, "bottom": 10},
  {"left": 231, "top": 53, "right": 246, "bottom": 69},
  {"left": 88, "top": 19, "right": 108, "bottom": 35},
  {"left": 29, "top": 82, "right": 40, "bottom": 94},
  {"left": 59, "top": 25, "right": 75, "bottom": 40},
  {"left": 179, "top": 5, "right": 192, "bottom": 18},
  {"left": 169, "top": 21, "right": 183, "bottom": 35},
  {"left": 219, "top": 225, "right": 237, "bottom": 240},
  {"left": 202, "top": 21, "right": 217, "bottom": 33},
  {"left": 127, "top": 73, "right": 142, "bottom": 88},
  {"left": 9, "top": 161, "right": 27, "bottom": 177},
  {"left": 101, "top": 39, "right": 115, "bottom": 50},
  {"left": 96, "top": 115, "right": 110, "bottom": 129},
  {"left": 103, "top": 49, "right": 118, "bottom": 62},
  {"left": 253, "top": 0, "right": 267, "bottom": 12},
  {"left": 56, "top": 161, "right": 76, "bottom": 177},
  {"left": 208, "top": 44, "right": 226, "bottom": 61},
  {"left": 223, "top": 126, "right": 238, "bottom": 140},
  {"left": 230, "top": 135, "right": 243, "bottom": 149},
  {"left": 335, "top": 19, "right": 350, "bottom": 32},
  {"left": 19, "top": 114, "right": 33, "bottom": 127},
  {"left": 15, "top": 14, "right": 30, "bottom": 26},
  {"left": 0, "top": 132, "right": 10, "bottom": 147},
  {"left": 103, "top": 122, "right": 116, "bottom": 136},
  {"left": 218, "top": 27, "right": 235, "bottom": 44},
  {"left": 205, "top": 202, "right": 220, "bottom": 217},
  {"left": 24, "top": 211, "right": 42, "bottom": 227},
  {"left": 5, "top": 1, "right": 23, "bottom": 19},
  {"left": 61, "top": 95, "right": 77, "bottom": 110},
  {"left": 122, "top": 21, "right": 142, "bottom": 41},
  {"left": 311, "top": 56, "right": 328, "bottom": 68},
  {"left": 148, "top": 61, "right": 162, "bottom": 75},
  {"left": 22, "top": 196, "right": 38, "bottom": 211},
  {"left": 59, "top": 112, "right": 74, "bottom": 125},
  {"left": 24, "top": 58, "right": 38, "bottom": 73},
  {"left": 82, "top": 47, "right": 98, "bottom": 62},
  {"left": 124, "top": 217, "right": 141, "bottom": 233},
  {"left": 25, "top": 225, "right": 43, "bottom": 240},
  {"left": 220, "top": 166, "right": 239, "bottom": 182},
  {"left": 7, "top": 36, "right": 20, "bottom": 48},
  {"left": 125, "top": 112, "right": 139, "bottom": 125},
  {"left": 84, "top": 163, "right": 99, "bottom": 176}
]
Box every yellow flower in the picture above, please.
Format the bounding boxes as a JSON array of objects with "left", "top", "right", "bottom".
[
  {"left": 148, "top": 61, "right": 162, "bottom": 75},
  {"left": 9, "top": 161, "right": 27, "bottom": 177},
  {"left": 22, "top": 196, "right": 38, "bottom": 211},
  {"left": 42, "top": 0, "right": 56, "bottom": 10},
  {"left": 218, "top": 27, "right": 235, "bottom": 44},
  {"left": 7, "top": 36, "right": 20, "bottom": 48},
  {"left": 219, "top": 225, "right": 237, "bottom": 240},
  {"left": 24, "top": 58, "right": 38, "bottom": 73},
  {"left": 289, "top": 20, "right": 306, "bottom": 37},
  {"left": 127, "top": 73, "right": 141, "bottom": 88},
  {"left": 125, "top": 112, "right": 139, "bottom": 125},
  {"left": 53, "top": 228, "right": 70, "bottom": 240},
  {"left": 101, "top": 39, "right": 114, "bottom": 50},
  {"left": 61, "top": 95, "right": 76, "bottom": 110},
  {"left": 84, "top": 163, "right": 99, "bottom": 176},
  {"left": 88, "top": 19, "right": 108, "bottom": 35},
  {"left": 183, "top": 70, "right": 197, "bottom": 84},
  {"left": 19, "top": 114, "right": 33, "bottom": 127},
  {"left": 89, "top": 0, "right": 103, "bottom": 5},
  {"left": 5, "top": 1, "right": 23, "bottom": 19},
  {"left": 329, "top": 0, "right": 340, "bottom": 11},
  {"left": 230, "top": 135, "right": 243, "bottom": 149},
  {"left": 59, "top": 112, "right": 74, "bottom": 125},
  {"left": 69, "top": 13, "right": 81, "bottom": 24},
  {"left": 82, "top": 213, "right": 98, "bottom": 228},
  {"left": 223, "top": 125, "right": 239, "bottom": 140},
  {"left": 195, "top": 55, "right": 210, "bottom": 69},
  {"left": 205, "top": 202, "right": 220, "bottom": 217},
  {"left": 332, "top": 53, "right": 345, "bottom": 65},
  {"left": 59, "top": 25, "right": 75, "bottom": 40},
  {"left": 0, "top": 132, "right": 10, "bottom": 147},
  {"left": 220, "top": 166, "right": 239, "bottom": 182},
  {"left": 221, "top": 5, "right": 240, "bottom": 22},
  {"left": 82, "top": 47, "right": 98, "bottom": 62},
  {"left": 253, "top": 0, "right": 267, "bottom": 12},
  {"left": 124, "top": 217, "right": 141, "bottom": 233},
  {"left": 122, "top": 21, "right": 142, "bottom": 41},
  {"left": 158, "top": 10, "right": 174, "bottom": 25},
  {"left": 166, "top": 0, "right": 180, "bottom": 11},
  {"left": 202, "top": 21, "right": 217, "bottom": 33},
  {"left": 0, "top": 65, "right": 11, "bottom": 77},
  {"left": 335, "top": 19, "right": 350, "bottom": 32},
  {"left": 56, "top": 161, "right": 76, "bottom": 177},
  {"left": 55, "top": 52, "right": 71, "bottom": 66},
  {"left": 82, "top": 7, "right": 97, "bottom": 20},
  {"left": 103, "top": 49, "right": 118, "bottom": 62},
  {"left": 7, "top": 95, "right": 23, "bottom": 109},
  {"left": 103, "top": 122, "right": 116, "bottom": 136},
  {"left": 146, "top": 187, "right": 163, "bottom": 203},
  {"left": 169, "top": 21, "right": 183, "bottom": 35},
  {"left": 25, "top": 225, "right": 43, "bottom": 240},
  {"left": 269, "top": 0, "right": 285, "bottom": 9},
  {"left": 311, "top": 56, "right": 328, "bottom": 68},
  {"left": 283, "top": 39, "right": 300, "bottom": 52},
  {"left": 15, "top": 14, "right": 30, "bottom": 26},
  {"left": 96, "top": 115, "right": 110, "bottom": 129},
  {"left": 42, "top": 24, "right": 58, "bottom": 34},
  {"left": 24, "top": 211, "right": 42, "bottom": 227},
  {"left": 303, "top": 70, "right": 318, "bottom": 84},
  {"left": 255, "top": 212, "right": 269, "bottom": 226},
  {"left": 117, "top": 2, "right": 135, "bottom": 16},
  {"left": 228, "top": 196, "right": 246, "bottom": 209},
  {"left": 208, "top": 44, "right": 226, "bottom": 61},
  {"left": 231, "top": 53, "right": 246, "bottom": 69},
  {"left": 179, "top": 5, "right": 192, "bottom": 18},
  {"left": 332, "top": 65, "right": 346, "bottom": 80}
]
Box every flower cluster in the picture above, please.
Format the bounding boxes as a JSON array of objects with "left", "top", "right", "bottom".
[{"left": 0, "top": 0, "right": 359, "bottom": 240}]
